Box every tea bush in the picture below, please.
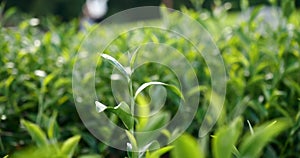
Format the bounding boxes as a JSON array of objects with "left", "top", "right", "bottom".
[{"left": 0, "top": 3, "right": 299, "bottom": 158}]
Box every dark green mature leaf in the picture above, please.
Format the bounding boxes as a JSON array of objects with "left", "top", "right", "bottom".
[
  {"left": 95, "top": 101, "right": 133, "bottom": 130},
  {"left": 281, "top": 0, "right": 295, "bottom": 18},
  {"left": 21, "top": 119, "right": 48, "bottom": 147}
]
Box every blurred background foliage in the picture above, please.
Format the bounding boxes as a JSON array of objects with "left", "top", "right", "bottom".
[{"left": 0, "top": 0, "right": 300, "bottom": 21}]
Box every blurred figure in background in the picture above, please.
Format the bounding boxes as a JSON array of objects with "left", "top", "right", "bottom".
[
  {"left": 80, "top": 0, "right": 108, "bottom": 28},
  {"left": 162, "top": 0, "right": 173, "bottom": 8},
  {"left": 80, "top": 0, "right": 173, "bottom": 29}
]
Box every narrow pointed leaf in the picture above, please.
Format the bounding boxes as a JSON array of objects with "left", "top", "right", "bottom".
[
  {"left": 96, "top": 101, "right": 133, "bottom": 130},
  {"left": 212, "top": 117, "right": 243, "bottom": 158},
  {"left": 47, "top": 111, "right": 58, "bottom": 140},
  {"left": 134, "top": 82, "right": 184, "bottom": 100},
  {"left": 126, "top": 130, "right": 138, "bottom": 158},
  {"left": 60, "top": 135, "right": 81, "bottom": 158},
  {"left": 95, "top": 101, "right": 107, "bottom": 113},
  {"left": 21, "top": 119, "right": 48, "bottom": 147},
  {"left": 100, "top": 53, "right": 130, "bottom": 80},
  {"left": 109, "top": 102, "right": 134, "bottom": 130},
  {"left": 148, "top": 146, "right": 174, "bottom": 158},
  {"left": 130, "top": 46, "right": 140, "bottom": 70}
]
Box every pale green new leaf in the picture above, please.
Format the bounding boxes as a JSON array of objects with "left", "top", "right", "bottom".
[
  {"left": 134, "top": 82, "right": 184, "bottom": 100},
  {"left": 129, "top": 46, "right": 140, "bottom": 70},
  {"left": 147, "top": 146, "right": 174, "bottom": 158},
  {"left": 47, "top": 111, "right": 58, "bottom": 140},
  {"left": 60, "top": 135, "right": 81, "bottom": 158},
  {"left": 100, "top": 53, "right": 130, "bottom": 80},
  {"left": 171, "top": 134, "right": 204, "bottom": 158},
  {"left": 126, "top": 130, "right": 138, "bottom": 158},
  {"left": 21, "top": 119, "right": 48, "bottom": 147},
  {"left": 212, "top": 117, "right": 243, "bottom": 158}
]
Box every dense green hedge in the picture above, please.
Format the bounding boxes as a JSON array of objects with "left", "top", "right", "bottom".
[{"left": 1, "top": 4, "right": 300, "bottom": 158}]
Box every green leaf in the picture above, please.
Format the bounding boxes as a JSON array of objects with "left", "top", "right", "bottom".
[
  {"left": 42, "top": 71, "right": 57, "bottom": 87},
  {"left": 5, "top": 76, "right": 14, "bottom": 89},
  {"left": 78, "top": 154, "right": 102, "bottom": 158},
  {"left": 110, "top": 102, "right": 134, "bottom": 130},
  {"left": 96, "top": 101, "right": 133, "bottom": 130},
  {"left": 171, "top": 134, "right": 204, "bottom": 158},
  {"left": 100, "top": 53, "right": 130, "bottom": 80},
  {"left": 47, "top": 111, "right": 58, "bottom": 140},
  {"left": 212, "top": 117, "right": 243, "bottom": 158},
  {"left": 95, "top": 101, "right": 108, "bottom": 113},
  {"left": 139, "top": 141, "right": 160, "bottom": 158},
  {"left": 247, "top": 120, "right": 254, "bottom": 135},
  {"left": 147, "top": 146, "right": 174, "bottom": 158},
  {"left": 240, "top": 0, "right": 249, "bottom": 11},
  {"left": 60, "top": 135, "right": 81, "bottom": 158},
  {"left": 21, "top": 119, "right": 48, "bottom": 147},
  {"left": 126, "top": 130, "right": 138, "bottom": 158},
  {"left": 134, "top": 82, "right": 184, "bottom": 100},
  {"left": 125, "top": 130, "right": 137, "bottom": 150},
  {"left": 142, "top": 112, "right": 170, "bottom": 132},
  {"left": 249, "top": 6, "right": 263, "bottom": 23},
  {"left": 281, "top": 0, "right": 295, "bottom": 18},
  {"left": 239, "top": 118, "right": 291, "bottom": 158},
  {"left": 129, "top": 46, "right": 140, "bottom": 70}
]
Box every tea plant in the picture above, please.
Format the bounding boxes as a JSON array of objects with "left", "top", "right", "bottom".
[
  {"left": 10, "top": 119, "right": 81, "bottom": 158},
  {"left": 96, "top": 53, "right": 183, "bottom": 158}
]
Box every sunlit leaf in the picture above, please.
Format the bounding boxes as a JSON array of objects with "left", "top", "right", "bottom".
[
  {"left": 212, "top": 117, "right": 243, "bottom": 158},
  {"left": 47, "top": 111, "right": 58, "bottom": 140},
  {"left": 134, "top": 82, "right": 184, "bottom": 100},
  {"left": 239, "top": 118, "right": 291, "bottom": 158},
  {"left": 146, "top": 146, "right": 173, "bottom": 158},
  {"left": 95, "top": 101, "right": 133, "bottom": 130},
  {"left": 21, "top": 119, "right": 48, "bottom": 147},
  {"left": 100, "top": 53, "right": 130, "bottom": 80},
  {"left": 171, "top": 134, "right": 204, "bottom": 158},
  {"left": 60, "top": 135, "right": 81, "bottom": 158}
]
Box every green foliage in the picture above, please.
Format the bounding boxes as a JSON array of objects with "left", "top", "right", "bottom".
[
  {"left": 98, "top": 53, "right": 180, "bottom": 157},
  {"left": 172, "top": 117, "right": 291, "bottom": 158},
  {"left": 212, "top": 117, "right": 243, "bottom": 158},
  {"left": 96, "top": 101, "right": 134, "bottom": 130},
  {"left": 21, "top": 119, "right": 48, "bottom": 147},
  {"left": 13, "top": 120, "right": 81, "bottom": 158},
  {"left": 60, "top": 135, "right": 81, "bottom": 158},
  {"left": 1, "top": 3, "right": 300, "bottom": 158},
  {"left": 239, "top": 118, "right": 292, "bottom": 158},
  {"left": 171, "top": 134, "right": 204, "bottom": 158},
  {"left": 145, "top": 146, "right": 173, "bottom": 158},
  {"left": 134, "top": 82, "right": 183, "bottom": 100}
]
